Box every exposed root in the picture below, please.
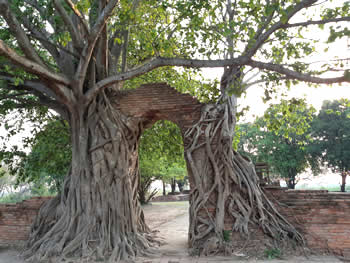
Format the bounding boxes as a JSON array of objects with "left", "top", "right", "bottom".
[
  {"left": 185, "top": 100, "right": 304, "bottom": 256},
  {"left": 23, "top": 91, "right": 157, "bottom": 262}
]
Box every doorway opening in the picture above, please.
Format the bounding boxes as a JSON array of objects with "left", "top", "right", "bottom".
[{"left": 138, "top": 120, "right": 190, "bottom": 255}]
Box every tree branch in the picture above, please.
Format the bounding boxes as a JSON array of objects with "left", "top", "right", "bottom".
[
  {"left": 20, "top": 16, "right": 60, "bottom": 62},
  {"left": 0, "top": 0, "right": 46, "bottom": 67},
  {"left": 0, "top": 40, "right": 70, "bottom": 86},
  {"left": 0, "top": 74, "right": 59, "bottom": 101},
  {"left": 282, "top": 17, "right": 350, "bottom": 29},
  {"left": 22, "top": 0, "right": 56, "bottom": 29},
  {"left": 248, "top": 59, "right": 349, "bottom": 84},
  {"left": 244, "top": 0, "right": 317, "bottom": 58},
  {"left": 74, "top": 0, "right": 120, "bottom": 94},
  {"left": 63, "top": 0, "right": 89, "bottom": 37},
  {"left": 53, "top": 0, "right": 83, "bottom": 50},
  {"left": 86, "top": 56, "right": 248, "bottom": 103},
  {"left": 0, "top": 75, "right": 69, "bottom": 119},
  {"left": 0, "top": 41, "right": 75, "bottom": 107}
]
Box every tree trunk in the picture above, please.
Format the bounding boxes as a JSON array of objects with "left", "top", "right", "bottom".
[
  {"left": 341, "top": 172, "right": 346, "bottom": 192},
  {"left": 184, "top": 99, "right": 304, "bottom": 255},
  {"left": 287, "top": 177, "right": 296, "bottom": 189},
  {"left": 177, "top": 180, "right": 184, "bottom": 192},
  {"left": 170, "top": 178, "right": 176, "bottom": 194},
  {"left": 162, "top": 180, "right": 166, "bottom": 196},
  {"left": 24, "top": 92, "right": 154, "bottom": 262}
]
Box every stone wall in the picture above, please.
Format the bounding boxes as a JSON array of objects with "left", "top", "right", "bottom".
[
  {"left": 0, "top": 196, "right": 51, "bottom": 245},
  {"left": 265, "top": 187, "right": 350, "bottom": 258}
]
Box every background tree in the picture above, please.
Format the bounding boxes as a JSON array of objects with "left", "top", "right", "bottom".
[
  {"left": 16, "top": 118, "right": 71, "bottom": 194},
  {"left": 0, "top": 0, "right": 349, "bottom": 261},
  {"left": 139, "top": 120, "right": 186, "bottom": 201},
  {"left": 310, "top": 99, "right": 350, "bottom": 192},
  {"left": 238, "top": 99, "right": 316, "bottom": 188}
]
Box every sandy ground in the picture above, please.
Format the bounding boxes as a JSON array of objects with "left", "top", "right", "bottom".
[{"left": 0, "top": 201, "right": 344, "bottom": 263}]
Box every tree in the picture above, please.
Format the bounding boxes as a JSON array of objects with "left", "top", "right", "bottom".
[
  {"left": 139, "top": 120, "right": 186, "bottom": 199},
  {"left": 310, "top": 99, "right": 350, "bottom": 192},
  {"left": 0, "top": 0, "right": 349, "bottom": 261},
  {"left": 16, "top": 117, "right": 71, "bottom": 194},
  {"left": 238, "top": 99, "right": 316, "bottom": 189}
]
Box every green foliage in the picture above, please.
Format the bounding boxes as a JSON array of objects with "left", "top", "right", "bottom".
[
  {"left": 222, "top": 230, "right": 231, "bottom": 243},
  {"left": 310, "top": 99, "right": 350, "bottom": 174},
  {"left": 238, "top": 99, "right": 316, "bottom": 188},
  {"left": 14, "top": 118, "right": 71, "bottom": 194},
  {"left": 139, "top": 120, "right": 186, "bottom": 185},
  {"left": 264, "top": 248, "right": 281, "bottom": 259}
]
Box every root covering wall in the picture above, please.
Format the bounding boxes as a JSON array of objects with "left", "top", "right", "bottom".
[
  {"left": 265, "top": 187, "right": 350, "bottom": 258},
  {"left": 0, "top": 197, "right": 51, "bottom": 245}
]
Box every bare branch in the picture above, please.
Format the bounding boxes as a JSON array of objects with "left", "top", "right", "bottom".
[
  {"left": 96, "top": 0, "right": 108, "bottom": 79},
  {"left": 0, "top": 40, "right": 70, "bottom": 86},
  {"left": 247, "top": 59, "right": 349, "bottom": 84},
  {"left": 54, "top": 0, "right": 83, "bottom": 50},
  {"left": 282, "top": 17, "right": 350, "bottom": 29},
  {"left": 121, "top": 30, "right": 129, "bottom": 72},
  {"left": 0, "top": 0, "right": 46, "bottom": 67},
  {"left": 74, "top": 0, "right": 120, "bottom": 93}
]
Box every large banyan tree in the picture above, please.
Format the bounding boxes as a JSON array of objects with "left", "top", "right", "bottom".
[{"left": 0, "top": 0, "right": 349, "bottom": 261}]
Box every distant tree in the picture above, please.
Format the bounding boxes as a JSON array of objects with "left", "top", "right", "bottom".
[
  {"left": 238, "top": 99, "right": 316, "bottom": 189},
  {"left": 310, "top": 99, "right": 350, "bottom": 192},
  {"left": 138, "top": 120, "right": 186, "bottom": 201}
]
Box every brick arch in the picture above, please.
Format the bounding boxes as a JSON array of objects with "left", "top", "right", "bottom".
[{"left": 113, "top": 83, "right": 203, "bottom": 133}]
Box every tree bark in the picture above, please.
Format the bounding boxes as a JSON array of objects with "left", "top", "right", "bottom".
[
  {"left": 341, "top": 172, "right": 347, "bottom": 192},
  {"left": 184, "top": 99, "right": 304, "bottom": 255},
  {"left": 24, "top": 91, "right": 154, "bottom": 262}
]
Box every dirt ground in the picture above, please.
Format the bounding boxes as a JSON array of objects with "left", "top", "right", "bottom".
[{"left": 0, "top": 201, "right": 345, "bottom": 263}]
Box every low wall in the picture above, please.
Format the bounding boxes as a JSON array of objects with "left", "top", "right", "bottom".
[
  {"left": 0, "top": 196, "right": 51, "bottom": 245},
  {"left": 0, "top": 190, "right": 350, "bottom": 258},
  {"left": 265, "top": 187, "right": 350, "bottom": 258}
]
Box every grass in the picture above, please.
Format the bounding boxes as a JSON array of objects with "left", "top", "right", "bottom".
[{"left": 296, "top": 185, "right": 350, "bottom": 192}]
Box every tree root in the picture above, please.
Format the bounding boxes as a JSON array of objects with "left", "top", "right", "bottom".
[{"left": 185, "top": 102, "right": 304, "bottom": 256}]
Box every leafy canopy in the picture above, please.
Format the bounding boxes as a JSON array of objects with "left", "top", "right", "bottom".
[
  {"left": 238, "top": 98, "right": 316, "bottom": 188},
  {"left": 310, "top": 99, "right": 350, "bottom": 173}
]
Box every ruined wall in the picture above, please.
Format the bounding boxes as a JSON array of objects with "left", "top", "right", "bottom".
[
  {"left": 113, "top": 83, "right": 202, "bottom": 131},
  {"left": 1, "top": 190, "right": 349, "bottom": 258},
  {"left": 0, "top": 197, "right": 51, "bottom": 245},
  {"left": 265, "top": 187, "right": 350, "bottom": 258}
]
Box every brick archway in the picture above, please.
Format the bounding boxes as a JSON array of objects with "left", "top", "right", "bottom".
[{"left": 113, "top": 83, "right": 203, "bottom": 134}]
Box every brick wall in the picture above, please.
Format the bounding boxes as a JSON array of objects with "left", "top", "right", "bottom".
[
  {"left": 0, "top": 191, "right": 350, "bottom": 257},
  {"left": 265, "top": 187, "right": 350, "bottom": 258},
  {"left": 0, "top": 196, "right": 51, "bottom": 245}
]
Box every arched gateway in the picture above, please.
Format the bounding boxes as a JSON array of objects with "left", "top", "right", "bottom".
[{"left": 113, "top": 83, "right": 303, "bottom": 255}]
